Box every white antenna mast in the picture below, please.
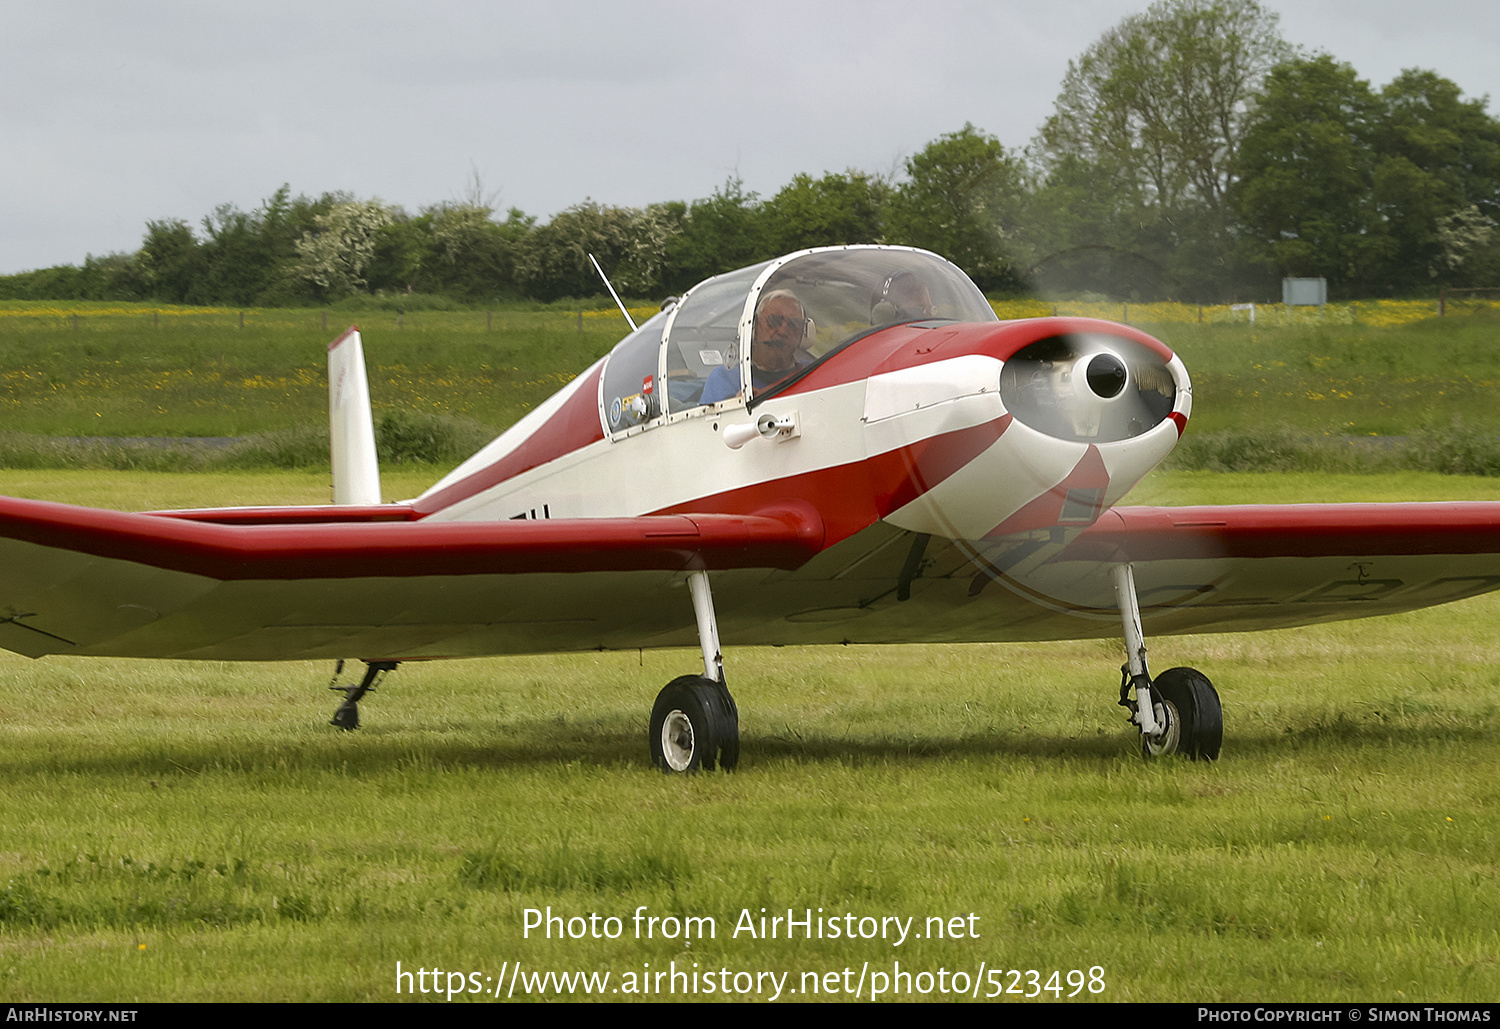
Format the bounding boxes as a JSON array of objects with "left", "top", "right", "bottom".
[{"left": 589, "top": 252, "right": 638, "bottom": 331}]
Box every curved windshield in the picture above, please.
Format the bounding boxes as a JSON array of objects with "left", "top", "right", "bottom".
[
  {"left": 761, "top": 247, "right": 997, "bottom": 354},
  {"left": 671, "top": 247, "right": 996, "bottom": 409}
]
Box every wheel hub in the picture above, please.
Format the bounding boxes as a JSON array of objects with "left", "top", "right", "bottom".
[
  {"left": 1143, "top": 698, "right": 1181, "bottom": 758},
  {"left": 660, "top": 709, "right": 696, "bottom": 771}
]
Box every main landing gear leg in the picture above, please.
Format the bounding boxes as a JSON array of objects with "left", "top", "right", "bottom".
[
  {"left": 329, "top": 660, "right": 399, "bottom": 730},
  {"left": 1112, "top": 564, "right": 1222, "bottom": 760},
  {"left": 649, "top": 570, "right": 740, "bottom": 773}
]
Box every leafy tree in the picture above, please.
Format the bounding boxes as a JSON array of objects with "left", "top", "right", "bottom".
[
  {"left": 183, "top": 186, "right": 336, "bottom": 305},
  {"left": 1024, "top": 152, "right": 1181, "bottom": 299},
  {"left": 137, "top": 219, "right": 207, "bottom": 304},
  {"left": 1371, "top": 70, "right": 1500, "bottom": 289},
  {"left": 761, "top": 171, "right": 888, "bottom": 254},
  {"left": 1433, "top": 204, "right": 1497, "bottom": 280},
  {"left": 1233, "top": 55, "right": 1391, "bottom": 290},
  {"left": 293, "top": 199, "right": 397, "bottom": 300},
  {"left": 357, "top": 202, "right": 535, "bottom": 302},
  {"left": 1379, "top": 69, "right": 1500, "bottom": 217},
  {"left": 251, "top": 186, "right": 335, "bottom": 305},
  {"left": 1234, "top": 59, "right": 1500, "bottom": 295},
  {"left": 0, "top": 253, "right": 148, "bottom": 301},
  {"left": 886, "top": 124, "right": 1028, "bottom": 290},
  {"left": 364, "top": 211, "right": 432, "bottom": 296},
  {"left": 80, "top": 252, "right": 149, "bottom": 300},
  {"left": 1035, "top": 0, "right": 1290, "bottom": 298},
  {"left": 420, "top": 203, "right": 532, "bottom": 301},
  {"left": 516, "top": 201, "right": 671, "bottom": 301},
  {"left": 620, "top": 203, "right": 686, "bottom": 298},
  {"left": 661, "top": 179, "right": 768, "bottom": 292}
]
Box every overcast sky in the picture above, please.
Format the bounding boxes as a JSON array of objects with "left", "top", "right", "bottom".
[{"left": 5, "top": 0, "right": 1500, "bottom": 275}]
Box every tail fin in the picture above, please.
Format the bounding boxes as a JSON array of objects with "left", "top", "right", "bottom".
[{"left": 327, "top": 326, "right": 382, "bottom": 505}]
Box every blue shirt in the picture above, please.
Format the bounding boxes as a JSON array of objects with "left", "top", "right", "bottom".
[{"left": 700, "top": 361, "right": 806, "bottom": 404}]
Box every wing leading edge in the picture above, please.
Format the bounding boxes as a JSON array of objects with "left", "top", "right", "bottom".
[
  {"left": 0, "top": 496, "right": 824, "bottom": 659},
  {"left": 986, "top": 502, "right": 1500, "bottom": 637},
  {"left": 5, "top": 494, "right": 1500, "bottom": 661}
]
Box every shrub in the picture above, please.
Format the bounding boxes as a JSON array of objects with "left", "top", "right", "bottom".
[{"left": 1405, "top": 418, "right": 1500, "bottom": 476}]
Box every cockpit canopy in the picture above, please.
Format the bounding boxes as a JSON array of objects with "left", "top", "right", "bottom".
[{"left": 600, "top": 245, "right": 997, "bottom": 436}]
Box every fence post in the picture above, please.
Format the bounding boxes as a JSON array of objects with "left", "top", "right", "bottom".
[
  {"left": 577, "top": 311, "right": 583, "bottom": 332},
  {"left": 238, "top": 311, "right": 244, "bottom": 329}
]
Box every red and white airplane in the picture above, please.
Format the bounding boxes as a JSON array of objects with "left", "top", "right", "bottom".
[{"left": 3, "top": 245, "right": 1498, "bottom": 771}]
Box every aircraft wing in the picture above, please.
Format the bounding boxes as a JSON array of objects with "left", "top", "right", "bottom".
[
  {"left": 5, "top": 493, "right": 1499, "bottom": 662},
  {"left": 982, "top": 502, "right": 1500, "bottom": 638},
  {"left": 0, "top": 495, "right": 823, "bottom": 661}
]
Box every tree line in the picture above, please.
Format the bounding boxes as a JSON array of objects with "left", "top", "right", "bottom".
[{"left": 7, "top": 0, "right": 1500, "bottom": 307}]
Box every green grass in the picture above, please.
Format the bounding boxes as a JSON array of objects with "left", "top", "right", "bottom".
[
  {"left": 0, "top": 304, "right": 626, "bottom": 435},
  {"left": 1138, "top": 310, "right": 1500, "bottom": 436},
  {"left": 5, "top": 300, "right": 1500, "bottom": 443},
  {"left": 0, "top": 470, "right": 1497, "bottom": 1002}
]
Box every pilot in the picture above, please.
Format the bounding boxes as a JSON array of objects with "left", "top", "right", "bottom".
[
  {"left": 700, "top": 289, "right": 810, "bottom": 403},
  {"left": 871, "top": 270, "right": 934, "bottom": 323}
]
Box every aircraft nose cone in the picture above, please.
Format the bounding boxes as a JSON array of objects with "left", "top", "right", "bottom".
[{"left": 1085, "top": 352, "right": 1128, "bottom": 399}]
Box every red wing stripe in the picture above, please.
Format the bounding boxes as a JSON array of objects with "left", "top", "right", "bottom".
[
  {"left": 149, "top": 505, "right": 421, "bottom": 525},
  {"left": 0, "top": 497, "right": 823, "bottom": 580},
  {"left": 1062, "top": 504, "right": 1500, "bottom": 562}
]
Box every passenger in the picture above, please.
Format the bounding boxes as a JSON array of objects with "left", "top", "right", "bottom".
[
  {"left": 700, "top": 289, "right": 810, "bottom": 403},
  {"left": 871, "top": 270, "right": 934, "bottom": 323}
]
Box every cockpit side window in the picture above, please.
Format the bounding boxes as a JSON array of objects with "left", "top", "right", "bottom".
[
  {"left": 599, "top": 310, "right": 669, "bottom": 436},
  {"left": 662, "top": 262, "right": 770, "bottom": 412}
]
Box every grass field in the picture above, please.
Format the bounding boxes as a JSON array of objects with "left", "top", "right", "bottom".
[
  {"left": 0, "top": 303, "right": 624, "bottom": 436},
  {"left": 5, "top": 298, "right": 1500, "bottom": 440},
  {"left": 1, "top": 296, "right": 1498, "bottom": 1002},
  {"left": 0, "top": 469, "right": 1497, "bottom": 1003}
]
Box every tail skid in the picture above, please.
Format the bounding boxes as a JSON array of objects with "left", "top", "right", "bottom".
[{"left": 328, "top": 326, "right": 382, "bottom": 505}]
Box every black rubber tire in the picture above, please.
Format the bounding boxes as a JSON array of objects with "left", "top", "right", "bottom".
[
  {"left": 650, "top": 675, "right": 721, "bottom": 773},
  {"left": 1142, "top": 666, "right": 1223, "bottom": 761},
  {"left": 706, "top": 679, "right": 739, "bottom": 771}
]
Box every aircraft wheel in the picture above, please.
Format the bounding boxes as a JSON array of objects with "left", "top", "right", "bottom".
[
  {"left": 1141, "top": 667, "right": 1222, "bottom": 761},
  {"left": 650, "top": 675, "right": 723, "bottom": 773}
]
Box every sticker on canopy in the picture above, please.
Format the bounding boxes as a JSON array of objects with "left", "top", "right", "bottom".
[
  {"left": 642, "top": 375, "right": 654, "bottom": 396},
  {"left": 609, "top": 396, "right": 623, "bottom": 427},
  {"left": 699, "top": 350, "right": 723, "bottom": 365}
]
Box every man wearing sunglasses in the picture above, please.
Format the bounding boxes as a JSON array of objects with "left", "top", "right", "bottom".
[{"left": 700, "top": 289, "right": 810, "bottom": 403}]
